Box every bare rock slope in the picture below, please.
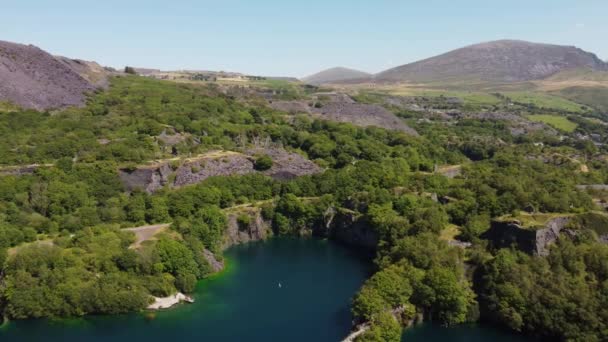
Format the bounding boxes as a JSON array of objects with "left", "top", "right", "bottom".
[
  {"left": 375, "top": 40, "right": 608, "bottom": 83},
  {"left": 119, "top": 149, "right": 321, "bottom": 193},
  {"left": 0, "top": 40, "right": 106, "bottom": 110},
  {"left": 270, "top": 94, "right": 418, "bottom": 136}
]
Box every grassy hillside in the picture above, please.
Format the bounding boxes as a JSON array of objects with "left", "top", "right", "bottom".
[
  {"left": 553, "top": 86, "right": 608, "bottom": 113},
  {"left": 526, "top": 114, "right": 578, "bottom": 132},
  {"left": 505, "top": 92, "right": 587, "bottom": 113}
]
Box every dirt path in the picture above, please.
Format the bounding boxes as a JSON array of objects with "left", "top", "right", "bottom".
[{"left": 123, "top": 223, "right": 171, "bottom": 249}]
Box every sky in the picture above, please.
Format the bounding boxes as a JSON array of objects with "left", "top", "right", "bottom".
[{"left": 2, "top": 0, "right": 607, "bottom": 77}]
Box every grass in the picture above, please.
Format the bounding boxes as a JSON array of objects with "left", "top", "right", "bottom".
[
  {"left": 0, "top": 101, "right": 21, "bottom": 112},
  {"left": 439, "top": 224, "right": 461, "bottom": 241},
  {"left": 505, "top": 91, "right": 586, "bottom": 113},
  {"left": 389, "top": 88, "right": 502, "bottom": 106},
  {"left": 526, "top": 114, "right": 578, "bottom": 132},
  {"left": 348, "top": 83, "right": 587, "bottom": 111},
  {"left": 497, "top": 212, "right": 573, "bottom": 229},
  {"left": 553, "top": 86, "right": 608, "bottom": 113}
]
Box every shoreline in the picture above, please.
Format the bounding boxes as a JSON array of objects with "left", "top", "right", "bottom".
[{"left": 147, "top": 293, "right": 194, "bottom": 310}]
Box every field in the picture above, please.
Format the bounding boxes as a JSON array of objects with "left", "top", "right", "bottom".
[
  {"left": 505, "top": 91, "right": 586, "bottom": 112},
  {"left": 336, "top": 82, "right": 594, "bottom": 112},
  {"left": 526, "top": 114, "right": 578, "bottom": 132},
  {"left": 553, "top": 86, "right": 608, "bottom": 113}
]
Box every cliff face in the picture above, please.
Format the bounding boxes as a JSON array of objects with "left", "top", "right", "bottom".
[
  {"left": 220, "top": 205, "right": 379, "bottom": 252},
  {"left": 202, "top": 249, "right": 225, "bottom": 272},
  {"left": 223, "top": 208, "right": 272, "bottom": 248},
  {"left": 314, "top": 207, "right": 379, "bottom": 251},
  {"left": 483, "top": 217, "right": 572, "bottom": 256},
  {"left": 119, "top": 149, "right": 321, "bottom": 193},
  {"left": 119, "top": 164, "right": 173, "bottom": 193}
]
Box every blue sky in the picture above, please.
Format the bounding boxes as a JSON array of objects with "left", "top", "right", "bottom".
[{"left": 2, "top": 0, "right": 607, "bottom": 77}]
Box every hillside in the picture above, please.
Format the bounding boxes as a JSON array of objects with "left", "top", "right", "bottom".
[
  {"left": 303, "top": 67, "right": 371, "bottom": 85},
  {"left": 1, "top": 38, "right": 608, "bottom": 342},
  {"left": 0, "top": 40, "right": 107, "bottom": 110},
  {"left": 375, "top": 40, "right": 608, "bottom": 84}
]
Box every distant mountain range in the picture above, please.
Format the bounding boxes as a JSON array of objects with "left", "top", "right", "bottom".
[
  {"left": 2, "top": 39, "right": 608, "bottom": 111},
  {"left": 375, "top": 40, "right": 608, "bottom": 84},
  {"left": 304, "top": 40, "right": 608, "bottom": 85},
  {"left": 302, "top": 67, "right": 371, "bottom": 85}
]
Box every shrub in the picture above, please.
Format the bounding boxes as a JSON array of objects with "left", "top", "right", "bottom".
[
  {"left": 254, "top": 155, "right": 273, "bottom": 171},
  {"left": 124, "top": 66, "right": 137, "bottom": 75},
  {"left": 236, "top": 214, "right": 251, "bottom": 230}
]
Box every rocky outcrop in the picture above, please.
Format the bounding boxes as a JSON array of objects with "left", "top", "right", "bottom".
[
  {"left": 252, "top": 148, "right": 322, "bottom": 180},
  {"left": 119, "top": 164, "right": 173, "bottom": 193},
  {"left": 172, "top": 153, "right": 255, "bottom": 188},
  {"left": 446, "top": 111, "right": 557, "bottom": 136},
  {"left": 269, "top": 100, "right": 311, "bottom": 114},
  {"left": 202, "top": 248, "right": 225, "bottom": 272},
  {"left": 576, "top": 184, "right": 608, "bottom": 191},
  {"left": 315, "top": 207, "right": 379, "bottom": 250},
  {"left": 119, "top": 149, "right": 321, "bottom": 193},
  {"left": 147, "top": 293, "right": 194, "bottom": 310},
  {"left": 0, "top": 164, "right": 52, "bottom": 176},
  {"left": 269, "top": 94, "right": 418, "bottom": 136},
  {"left": 482, "top": 216, "right": 571, "bottom": 256},
  {"left": 224, "top": 208, "right": 272, "bottom": 248},
  {"left": 311, "top": 102, "right": 418, "bottom": 136},
  {"left": 221, "top": 203, "right": 379, "bottom": 251}
]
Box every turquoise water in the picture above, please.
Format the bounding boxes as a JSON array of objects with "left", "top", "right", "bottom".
[{"left": 1, "top": 238, "right": 529, "bottom": 341}]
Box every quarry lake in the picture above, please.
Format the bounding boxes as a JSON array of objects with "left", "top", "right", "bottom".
[{"left": 1, "top": 238, "right": 529, "bottom": 342}]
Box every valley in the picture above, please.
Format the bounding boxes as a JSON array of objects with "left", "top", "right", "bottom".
[{"left": 0, "top": 36, "right": 607, "bottom": 342}]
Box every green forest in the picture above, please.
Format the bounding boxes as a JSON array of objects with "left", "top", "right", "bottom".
[{"left": 1, "top": 75, "right": 607, "bottom": 341}]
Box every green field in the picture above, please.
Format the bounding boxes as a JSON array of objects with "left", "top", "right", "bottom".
[
  {"left": 526, "top": 114, "right": 578, "bottom": 132},
  {"left": 554, "top": 86, "right": 608, "bottom": 113},
  {"left": 506, "top": 91, "right": 586, "bottom": 112}
]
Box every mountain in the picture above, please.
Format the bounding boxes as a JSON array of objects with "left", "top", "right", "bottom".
[
  {"left": 0, "top": 40, "right": 108, "bottom": 110},
  {"left": 375, "top": 40, "right": 608, "bottom": 84},
  {"left": 302, "top": 67, "right": 371, "bottom": 85}
]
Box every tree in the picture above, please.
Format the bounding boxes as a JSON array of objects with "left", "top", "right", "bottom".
[
  {"left": 146, "top": 197, "right": 170, "bottom": 223},
  {"left": 358, "top": 312, "right": 403, "bottom": 342},
  {"left": 176, "top": 272, "right": 197, "bottom": 293},
  {"left": 124, "top": 66, "right": 137, "bottom": 75},
  {"left": 0, "top": 247, "right": 7, "bottom": 268},
  {"left": 154, "top": 239, "right": 200, "bottom": 278},
  {"left": 254, "top": 155, "right": 273, "bottom": 171}
]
